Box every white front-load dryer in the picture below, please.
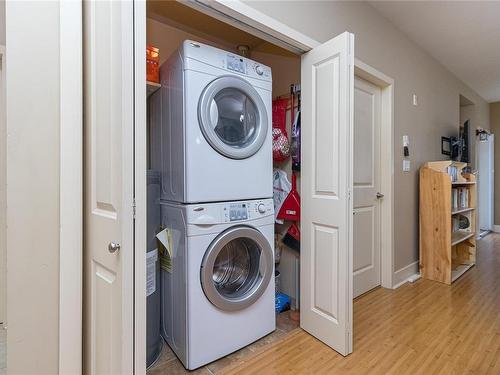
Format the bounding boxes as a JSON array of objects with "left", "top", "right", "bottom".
[
  {"left": 150, "top": 40, "right": 273, "bottom": 204},
  {"left": 160, "top": 198, "right": 275, "bottom": 370}
]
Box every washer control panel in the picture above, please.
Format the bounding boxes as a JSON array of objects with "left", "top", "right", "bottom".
[
  {"left": 228, "top": 203, "right": 248, "bottom": 222},
  {"left": 187, "top": 199, "right": 274, "bottom": 225},
  {"left": 222, "top": 199, "right": 273, "bottom": 223}
]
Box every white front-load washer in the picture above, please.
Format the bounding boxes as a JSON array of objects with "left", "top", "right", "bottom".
[
  {"left": 150, "top": 40, "right": 273, "bottom": 204},
  {"left": 160, "top": 198, "right": 275, "bottom": 370}
]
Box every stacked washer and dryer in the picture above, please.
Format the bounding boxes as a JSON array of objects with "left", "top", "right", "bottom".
[{"left": 150, "top": 40, "right": 276, "bottom": 370}]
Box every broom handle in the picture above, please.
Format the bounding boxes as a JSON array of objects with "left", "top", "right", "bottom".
[{"left": 292, "top": 173, "right": 296, "bottom": 191}]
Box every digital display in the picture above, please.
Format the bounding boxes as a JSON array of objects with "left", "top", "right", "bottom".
[
  {"left": 229, "top": 203, "right": 248, "bottom": 221},
  {"left": 227, "top": 55, "right": 246, "bottom": 74}
]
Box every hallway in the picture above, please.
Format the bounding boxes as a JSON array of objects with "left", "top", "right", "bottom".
[{"left": 222, "top": 234, "right": 500, "bottom": 374}]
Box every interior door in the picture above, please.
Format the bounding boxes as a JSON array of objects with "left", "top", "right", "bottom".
[
  {"left": 300, "top": 31, "right": 354, "bottom": 356},
  {"left": 84, "top": 1, "right": 135, "bottom": 374},
  {"left": 477, "top": 134, "right": 494, "bottom": 232},
  {"left": 353, "top": 76, "right": 381, "bottom": 298}
]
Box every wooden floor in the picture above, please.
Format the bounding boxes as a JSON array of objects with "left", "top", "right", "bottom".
[{"left": 222, "top": 234, "right": 500, "bottom": 375}]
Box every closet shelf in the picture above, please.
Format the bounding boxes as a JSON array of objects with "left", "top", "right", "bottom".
[
  {"left": 451, "top": 231, "right": 475, "bottom": 246},
  {"left": 147, "top": 81, "right": 161, "bottom": 97},
  {"left": 452, "top": 181, "right": 476, "bottom": 185},
  {"left": 451, "top": 263, "right": 474, "bottom": 282},
  {"left": 451, "top": 207, "right": 475, "bottom": 215}
]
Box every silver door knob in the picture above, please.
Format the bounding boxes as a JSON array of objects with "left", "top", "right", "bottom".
[
  {"left": 108, "top": 242, "right": 121, "bottom": 253},
  {"left": 376, "top": 192, "right": 384, "bottom": 199}
]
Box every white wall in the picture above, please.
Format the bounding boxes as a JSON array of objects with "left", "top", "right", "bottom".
[
  {"left": 242, "top": 0, "right": 490, "bottom": 273},
  {"left": 6, "top": 2, "right": 61, "bottom": 373}
]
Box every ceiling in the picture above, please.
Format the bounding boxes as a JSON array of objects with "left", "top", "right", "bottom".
[
  {"left": 147, "top": 1, "right": 296, "bottom": 57},
  {"left": 369, "top": 1, "right": 500, "bottom": 103}
]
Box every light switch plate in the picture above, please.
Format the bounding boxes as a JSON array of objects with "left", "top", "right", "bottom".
[
  {"left": 412, "top": 94, "right": 418, "bottom": 106},
  {"left": 403, "top": 135, "right": 409, "bottom": 147},
  {"left": 403, "top": 159, "right": 411, "bottom": 172}
]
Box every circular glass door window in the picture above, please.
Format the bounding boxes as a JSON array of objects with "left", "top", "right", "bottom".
[
  {"left": 212, "top": 237, "right": 261, "bottom": 299},
  {"left": 210, "top": 88, "right": 258, "bottom": 148},
  {"left": 201, "top": 226, "right": 273, "bottom": 311},
  {"left": 199, "top": 76, "right": 268, "bottom": 160}
]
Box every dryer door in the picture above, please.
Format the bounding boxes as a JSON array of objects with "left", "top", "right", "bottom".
[
  {"left": 198, "top": 76, "right": 268, "bottom": 159},
  {"left": 201, "top": 225, "right": 273, "bottom": 311}
]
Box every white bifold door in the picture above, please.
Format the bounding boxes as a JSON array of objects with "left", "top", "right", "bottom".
[
  {"left": 300, "top": 31, "right": 355, "bottom": 356},
  {"left": 84, "top": 1, "right": 135, "bottom": 374}
]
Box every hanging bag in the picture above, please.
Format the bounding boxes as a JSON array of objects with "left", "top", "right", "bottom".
[{"left": 272, "top": 98, "right": 291, "bottom": 162}]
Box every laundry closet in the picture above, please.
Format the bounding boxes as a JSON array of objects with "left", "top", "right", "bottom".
[{"left": 144, "top": 1, "right": 301, "bottom": 372}]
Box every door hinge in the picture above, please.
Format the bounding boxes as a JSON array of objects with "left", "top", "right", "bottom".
[
  {"left": 132, "top": 199, "right": 136, "bottom": 219},
  {"left": 348, "top": 190, "right": 352, "bottom": 201}
]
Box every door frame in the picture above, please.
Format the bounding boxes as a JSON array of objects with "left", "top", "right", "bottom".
[
  {"left": 354, "top": 60, "right": 394, "bottom": 289},
  {"left": 59, "top": 1, "right": 83, "bottom": 374},
  {"left": 134, "top": 1, "right": 394, "bottom": 372}
]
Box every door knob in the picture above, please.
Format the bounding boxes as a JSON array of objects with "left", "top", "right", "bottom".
[
  {"left": 376, "top": 192, "right": 384, "bottom": 199},
  {"left": 108, "top": 242, "right": 121, "bottom": 253}
]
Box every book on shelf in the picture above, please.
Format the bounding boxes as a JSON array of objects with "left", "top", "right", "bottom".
[
  {"left": 446, "top": 165, "right": 458, "bottom": 182},
  {"left": 451, "top": 187, "right": 469, "bottom": 210}
]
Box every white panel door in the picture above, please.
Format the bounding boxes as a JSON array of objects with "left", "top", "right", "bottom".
[
  {"left": 353, "top": 77, "right": 381, "bottom": 298},
  {"left": 84, "top": 1, "right": 134, "bottom": 374},
  {"left": 300, "top": 31, "right": 354, "bottom": 356},
  {"left": 477, "top": 134, "right": 494, "bottom": 231}
]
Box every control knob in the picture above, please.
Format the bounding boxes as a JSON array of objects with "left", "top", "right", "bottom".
[
  {"left": 257, "top": 203, "right": 267, "bottom": 214},
  {"left": 255, "top": 65, "right": 264, "bottom": 75}
]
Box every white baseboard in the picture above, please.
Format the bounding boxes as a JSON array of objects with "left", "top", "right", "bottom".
[
  {"left": 392, "top": 261, "right": 419, "bottom": 289},
  {"left": 493, "top": 225, "right": 500, "bottom": 233}
]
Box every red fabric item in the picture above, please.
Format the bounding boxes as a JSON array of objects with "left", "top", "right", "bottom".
[
  {"left": 272, "top": 99, "right": 290, "bottom": 162},
  {"left": 277, "top": 173, "right": 300, "bottom": 221}
]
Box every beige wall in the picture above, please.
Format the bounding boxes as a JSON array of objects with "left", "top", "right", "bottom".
[
  {"left": 490, "top": 102, "right": 500, "bottom": 225},
  {"left": 6, "top": 2, "right": 61, "bottom": 373},
  {"left": 0, "top": 1, "right": 4, "bottom": 45},
  {"left": 243, "top": 1, "right": 490, "bottom": 272}
]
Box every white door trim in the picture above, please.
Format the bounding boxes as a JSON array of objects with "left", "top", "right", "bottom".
[
  {"left": 354, "top": 59, "right": 395, "bottom": 289},
  {"left": 59, "top": 2, "right": 82, "bottom": 374},
  {"left": 181, "top": 0, "right": 319, "bottom": 53},
  {"left": 0, "top": 45, "right": 6, "bottom": 326},
  {"left": 134, "top": 0, "right": 148, "bottom": 373}
]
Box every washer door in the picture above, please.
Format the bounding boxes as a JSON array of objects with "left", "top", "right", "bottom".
[
  {"left": 198, "top": 76, "right": 268, "bottom": 160},
  {"left": 201, "top": 226, "right": 273, "bottom": 311}
]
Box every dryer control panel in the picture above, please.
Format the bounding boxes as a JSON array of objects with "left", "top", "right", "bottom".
[{"left": 225, "top": 54, "right": 271, "bottom": 80}]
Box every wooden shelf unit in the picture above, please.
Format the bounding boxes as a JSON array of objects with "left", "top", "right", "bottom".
[{"left": 419, "top": 161, "right": 476, "bottom": 284}]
